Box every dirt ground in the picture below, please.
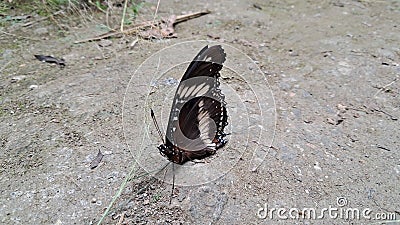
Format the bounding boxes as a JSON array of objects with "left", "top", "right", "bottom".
[{"left": 1, "top": 0, "right": 399, "bottom": 224}]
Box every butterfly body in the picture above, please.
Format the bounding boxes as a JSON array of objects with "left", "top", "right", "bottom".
[{"left": 156, "top": 45, "right": 228, "bottom": 164}]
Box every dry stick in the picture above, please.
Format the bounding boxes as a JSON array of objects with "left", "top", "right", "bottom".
[
  {"left": 74, "top": 10, "right": 211, "bottom": 44},
  {"left": 88, "top": 0, "right": 107, "bottom": 14},
  {"left": 0, "top": 61, "right": 12, "bottom": 74},
  {"left": 373, "top": 78, "right": 398, "bottom": 97},
  {"left": 40, "top": 3, "right": 64, "bottom": 31},
  {"left": 174, "top": 10, "right": 210, "bottom": 23},
  {"left": 0, "top": 30, "right": 42, "bottom": 41},
  {"left": 22, "top": 10, "right": 64, "bottom": 27},
  {"left": 150, "top": 0, "right": 162, "bottom": 38},
  {"left": 152, "top": 0, "right": 161, "bottom": 24},
  {"left": 130, "top": 37, "right": 139, "bottom": 48},
  {"left": 120, "top": 0, "right": 129, "bottom": 32},
  {"left": 105, "top": 1, "right": 112, "bottom": 30}
]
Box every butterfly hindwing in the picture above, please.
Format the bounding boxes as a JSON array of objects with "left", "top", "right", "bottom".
[{"left": 178, "top": 96, "right": 226, "bottom": 147}]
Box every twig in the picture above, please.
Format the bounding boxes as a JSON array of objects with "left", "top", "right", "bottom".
[
  {"left": 74, "top": 10, "right": 211, "bottom": 44},
  {"left": 35, "top": 4, "right": 64, "bottom": 30},
  {"left": 150, "top": 0, "right": 162, "bottom": 38},
  {"left": 174, "top": 10, "right": 210, "bottom": 24},
  {"left": 0, "top": 60, "right": 12, "bottom": 74},
  {"left": 87, "top": 0, "right": 107, "bottom": 14},
  {"left": 373, "top": 78, "right": 398, "bottom": 97},
  {"left": 66, "top": 175, "right": 82, "bottom": 191},
  {"left": 22, "top": 10, "right": 64, "bottom": 27},
  {"left": 376, "top": 145, "right": 391, "bottom": 151},
  {"left": 130, "top": 37, "right": 139, "bottom": 48},
  {"left": 373, "top": 108, "right": 397, "bottom": 120},
  {"left": 152, "top": 0, "right": 161, "bottom": 24},
  {"left": 121, "top": 0, "right": 129, "bottom": 32},
  {"left": 105, "top": 1, "right": 112, "bottom": 29},
  {"left": 0, "top": 30, "right": 42, "bottom": 41}
]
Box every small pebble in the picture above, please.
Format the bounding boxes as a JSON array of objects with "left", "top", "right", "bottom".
[
  {"left": 29, "top": 84, "right": 38, "bottom": 90},
  {"left": 327, "top": 118, "right": 335, "bottom": 125},
  {"left": 98, "top": 39, "right": 112, "bottom": 47},
  {"left": 11, "top": 75, "right": 26, "bottom": 82},
  {"left": 34, "top": 27, "right": 49, "bottom": 36}
]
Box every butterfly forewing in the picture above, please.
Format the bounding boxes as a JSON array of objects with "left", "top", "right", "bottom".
[{"left": 181, "top": 45, "right": 226, "bottom": 81}]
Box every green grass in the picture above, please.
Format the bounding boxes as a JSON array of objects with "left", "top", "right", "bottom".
[
  {"left": 122, "top": 1, "right": 145, "bottom": 25},
  {"left": 0, "top": 2, "right": 11, "bottom": 15},
  {"left": 1, "top": 0, "right": 84, "bottom": 16},
  {"left": 0, "top": 107, "right": 5, "bottom": 118},
  {"left": 1, "top": 0, "right": 146, "bottom": 27},
  {"left": 152, "top": 192, "right": 162, "bottom": 203}
]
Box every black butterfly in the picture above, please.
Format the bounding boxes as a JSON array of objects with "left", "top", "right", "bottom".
[{"left": 152, "top": 45, "right": 228, "bottom": 164}]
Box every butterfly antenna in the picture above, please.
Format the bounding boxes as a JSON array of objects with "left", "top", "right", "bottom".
[{"left": 151, "top": 109, "right": 165, "bottom": 144}]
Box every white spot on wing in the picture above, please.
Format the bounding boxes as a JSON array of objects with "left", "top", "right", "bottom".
[
  {"left": 185, "top": 85, "right": 196, "bottom": 97},
  {"left": 179, "top": 85, "right": 188, "bottom": 97}
]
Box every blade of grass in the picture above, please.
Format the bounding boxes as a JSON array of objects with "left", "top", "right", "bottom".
[
  {"left": 96, "top": 161, "right": 170, "bottom": 224},
  {"left": 96, "top": 161, "right": 138, "bottom": 225}
]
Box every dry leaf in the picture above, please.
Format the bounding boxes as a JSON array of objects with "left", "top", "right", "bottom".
[{"left": 90, "top": 150, "right": 104, "bottom": 169}]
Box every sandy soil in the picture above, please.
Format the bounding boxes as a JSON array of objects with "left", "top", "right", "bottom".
[{"left": 0, "top": 0, "right": 399, "bottom": 224}]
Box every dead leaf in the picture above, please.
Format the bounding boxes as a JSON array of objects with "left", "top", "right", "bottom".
[
  {"left": 90, "top": 150, "right": 104, "bottom": 169},
  {"left": 34, "top": 55, "right": 65, "bottom": 67},
  {"left": 139, "top": 15, "right": 177, "bottom": 39},
  {"left": 327, "top": 118, "right": 336, "bottom": 125}
]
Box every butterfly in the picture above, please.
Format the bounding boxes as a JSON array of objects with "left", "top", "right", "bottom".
[{"left": 152, "top": 45, "right": 228, "bottom": 164}]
